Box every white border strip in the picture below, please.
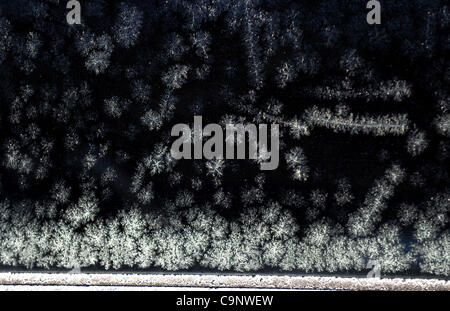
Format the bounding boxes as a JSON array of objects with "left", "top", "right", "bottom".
[{"left": 0, "top": 273, "right": 448, "bottom": 291}]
